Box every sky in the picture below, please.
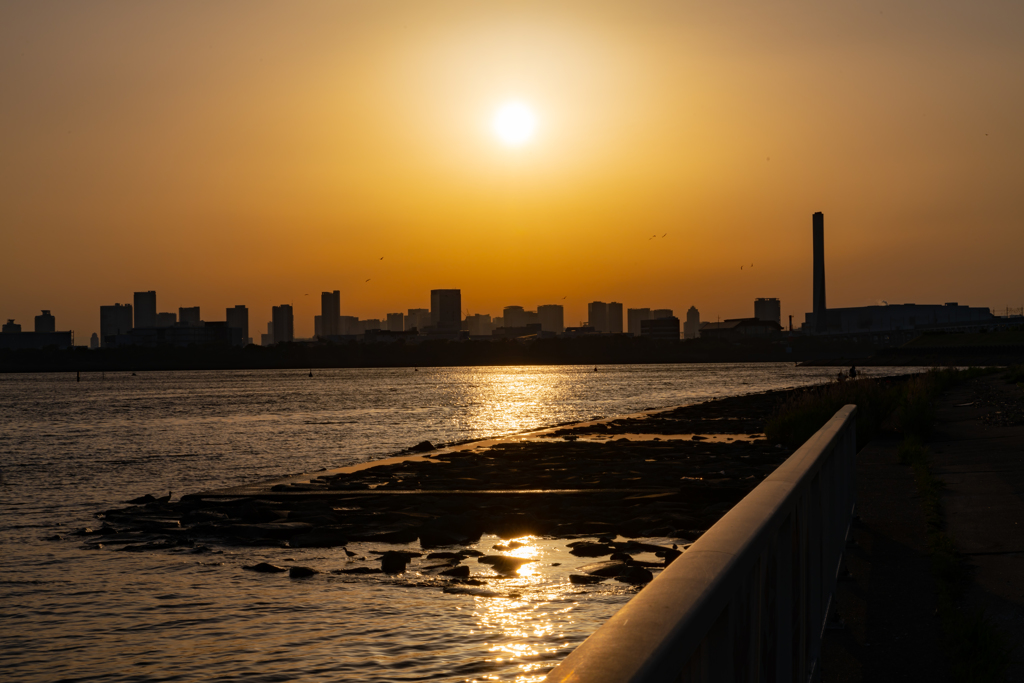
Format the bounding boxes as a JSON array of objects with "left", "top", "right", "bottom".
[{"left": 2, "top": 0, "right": 1022, "bottom": 339}]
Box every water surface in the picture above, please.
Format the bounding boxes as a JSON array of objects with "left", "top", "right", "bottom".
[{"left": 0, "top": 363, "right": 919, "bottom": 681}]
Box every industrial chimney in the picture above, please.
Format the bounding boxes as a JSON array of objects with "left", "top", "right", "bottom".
[{"left": 812, "top": 212, "right": 826, "bottom": 333}]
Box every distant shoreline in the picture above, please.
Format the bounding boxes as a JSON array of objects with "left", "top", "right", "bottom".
[{"left": 3, "top": 335, "right": 1019, "bottom": 374}]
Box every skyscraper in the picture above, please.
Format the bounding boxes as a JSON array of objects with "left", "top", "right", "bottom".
[
  {"left": 134, "top": 291, "right": 157, "bottom": 329},
  {"left": 179, "top": 306, "right": 201, "bottom": 327},
  {"left": 813, "top": 211, "right": 826, "bottom": 333},
  {"left": 272, "top": 305, "right": 294, "bottom": 344},
  {"left": 35, "top": 310, "right": 55, "bottom": 333},
  {"left": 430, "top": 289, "right": 462, "bottom": 332},
  {"left": 321, "top": 290, "right": 341, "bottom": 337},
  {"left": 683, "top": 306, "right": 701, "bottom": 339},
  {"left": 537, "top": 305, "right": 564, "bottom": 334},
  {"left": 588, "top": 302, "right": 609, "bottom": 333},
  {"left": 627, "top": 308, "right": 651, "bottom": 336},
  {"left": 652, "top": 308, "right": 673, "bottom": 320},
  {"left": 607, "top": 302, "right": 623, "bottom": 334},
  {"left": 386, "top": 312, "right": 405, "bottom": 332},
  {"left": 155, "top": 312, "right": 176, "bottom": 327},
  {"left": 754, "top": 298, "right": 781, "bottom": 326},
  {"left": 226, "top": 305, "right": 249, "bottom": 344},
  {"left": 99, "top": 303, "right": 133, "bottom": 347}
]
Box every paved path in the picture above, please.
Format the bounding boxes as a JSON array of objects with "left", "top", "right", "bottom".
[
  {"left": 823, "top": 374, "right": 1024, "bottom": 682},
  {"left": 932, "top": 376, "right": 1024, "bottom": 680}
]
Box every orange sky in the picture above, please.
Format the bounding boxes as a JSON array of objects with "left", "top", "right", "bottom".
[{"left": 2, "top": 1, "right": 1022, "bottom": 339}]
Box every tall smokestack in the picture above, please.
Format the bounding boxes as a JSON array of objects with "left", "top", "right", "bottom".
[{"left": 812, "top": 211, "right": 826, "bottom": 333}]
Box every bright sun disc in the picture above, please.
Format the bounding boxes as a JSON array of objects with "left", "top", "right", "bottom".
[{"left": 493, "top": 102, "right": 536, "bottom": 146}]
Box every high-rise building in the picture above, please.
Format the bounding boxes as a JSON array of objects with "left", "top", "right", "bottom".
[
  {"left": 89, "top": 333, "right": 99, "bottom": 349},
  {"left": 339, "top": 316, "right": 360, "bottom": 335},
  {"left": 652, "top": 309, "right": 673, "bottom": 320},
  {"left": 406, "top": 308, "right": 430, "bottom": 332},
  {"left": 627, "top": 308, "right": 651, "bottom": 336},
  {"left": 465, "top": 314, "right": 492, "bottom": 336},
  {"left": 683, "top": 306, "right": 701, "bottom": 339},
  {"left": 271, "top": 305, "right": 294, "bottom": 344},
  {"left": 386, "top": 312, "right": 405, "bottom": 332},
  {"left": 321, "top": 291, "right": 341, "bottom": 336},
  {"left": 179, "top": 306, "right": 201, "bottom": 327},
  {"left": 503, "top": 306, "right": 528, "bottom": 328},
  {"left": 314, "top": 315, "right": 323, "bottom": 337},
  {"left": 226, "top": 305, "right": 249, "bottom": 344},
  {"left": 99, "top": 303, "right": 133, "bottom": 347},
  {"left": 2, "top": 319, "right": 21, "bottom": 333},
  {"left": 35, "top": 310, "right": 56, "bottom": 333},
  {"left": 607, "top": 302, "right": 623, "bottom": 334},
  {"left": 156, "top": 312, "right": 177, "bottom": 327},
  {"left": 813, "top": 211, "right": 826, "bottom": 333},
  {"left": 134, "top": 291, "right": 157, "bottom": 329},
  {"left": 537, "top": 305, "right": 564, "bottom": 334},
  {"left": 430, "top": 289, "right": 462, "bottom": 332},
  {"left": 588, "top": 302, "right": 609, "bottom": 333},
  {"left": 754, "top": 298, "right": 781, "bottom": 326},
  {"left": 261, "top": 321, "right": 273, "bottom": 346}
]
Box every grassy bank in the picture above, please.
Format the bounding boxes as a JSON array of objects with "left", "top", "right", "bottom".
[{"left": 764, "top": 367, "right": 993, "bottom": 449}]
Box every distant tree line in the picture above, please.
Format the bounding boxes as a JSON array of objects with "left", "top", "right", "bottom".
[{"left": 0, "top": 335, "right": 895, "bottom": 373}]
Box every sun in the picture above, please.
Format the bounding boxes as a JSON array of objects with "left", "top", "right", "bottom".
[{"left": 492, "top": 101, "right": 537, "bottom": 146}]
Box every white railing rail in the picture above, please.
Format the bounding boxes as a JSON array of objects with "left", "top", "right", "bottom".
[{"left": 545, "top": 404, "right": 857, "bottom": 683}]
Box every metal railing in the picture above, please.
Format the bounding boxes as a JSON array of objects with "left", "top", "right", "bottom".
[{"left": 545, "top": 404, "right": 857, "bottom": 683}]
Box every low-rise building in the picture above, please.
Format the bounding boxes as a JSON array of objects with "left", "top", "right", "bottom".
[{"left": 640, "top": 316, "right": 680, "bottom": 340}]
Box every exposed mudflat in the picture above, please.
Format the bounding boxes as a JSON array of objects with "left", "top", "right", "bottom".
[{"left": 90, "top": 388, "right": 801, "bottom": 582}]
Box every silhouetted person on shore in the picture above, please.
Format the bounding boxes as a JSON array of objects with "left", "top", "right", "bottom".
[{"left": 849, "top": 365, "right": 858, "bottom": 379}]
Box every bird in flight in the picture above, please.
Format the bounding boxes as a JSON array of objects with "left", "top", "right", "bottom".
[
  {"left": 740, "top": 266, "right": 744, "bottom": 270},
  {"left": 365, "top": 278, "right": 371, "bottom": 282},
  {"left": 380, "top": 257, "right": 384, "bottom": 260},
  {"left": 563, "top": 296, "right": 567, "bottom": 299},
  {"left": 662, "top": 233, "right": 667, "bottom": 238}
]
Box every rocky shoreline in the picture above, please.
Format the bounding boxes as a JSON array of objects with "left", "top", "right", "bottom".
[{"left": 77, "top": 386, "right": 807, "bottom": 586}]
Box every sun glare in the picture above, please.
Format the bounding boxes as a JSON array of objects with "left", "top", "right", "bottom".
[{"left": 493, "top": 102, "right": 537, "bottom": 146}]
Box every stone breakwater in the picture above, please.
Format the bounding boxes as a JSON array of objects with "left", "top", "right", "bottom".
[{"left": 80, "top": 388, "right": 801, "bottom": 584}]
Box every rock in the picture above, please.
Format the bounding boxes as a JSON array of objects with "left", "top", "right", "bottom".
[
  {"left": 380, "top": 552, "right": 411, "bottom": 574},
  {"left": 577, "top": 560, "right": 629, "bottom": 577},
  {"left": 615, "top": 566, "right": 654, "bottom": 584},
  {"left": 410, "top": 441, "right": 435, "bottom": 452},
  {"left": 243, "top": 562, "right": 288, "bottom": 573},
  {"left": 492, "top": 540, "right": 525, "bottom": 551},
  {"left": 425, "top": 552, "right": 461, "bottom": 560},
  {"left": 46, "top": 534, "right": 64, "bottom": 541},
  {"left": 566, "top": 541, "right": 614, "bottom": 557},
  {"left": 609, "top": 552, "right": 633, "bottom": 562},
  {"left": 477, "top": 555, "right": 533, "bottom": 575},
  {"left": 439, "top": 565, "right": 470, "bottom": 578},
  {"left": 289, "top": 566, "right": 319, "bottom": 578},
  {"left": 127, "top": 494, "right": 157, "bottom": 504},
  {"left": 569, "top": 574, "right": 607, "bottom": 585}
]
